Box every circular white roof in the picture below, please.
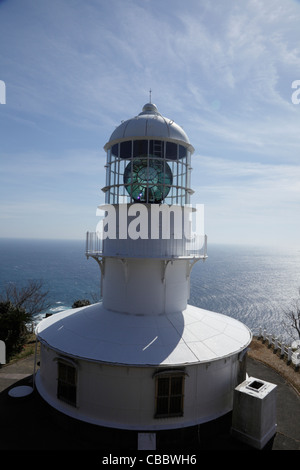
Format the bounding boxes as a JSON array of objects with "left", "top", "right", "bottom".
[
  {"left": 36, "top": 303, "right": 252, "bottom": 367},
  {"left": 104, "top": 103, "right": 194, "bottom": 152}
]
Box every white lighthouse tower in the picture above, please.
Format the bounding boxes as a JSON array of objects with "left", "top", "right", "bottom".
[{"left": 35, "top": 101, "right": 252, "bottom": 448}]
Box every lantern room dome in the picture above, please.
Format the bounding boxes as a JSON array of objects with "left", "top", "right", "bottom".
[{"left": 104, "top": 103, "right": 194, "bottom": 152}]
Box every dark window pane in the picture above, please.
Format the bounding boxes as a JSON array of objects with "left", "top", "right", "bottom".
[
  {"left": 59, "top": 363, "right": 67, "bottom": 381},
  {"left": 170, "top": 396, "right": 182, "bottom": 414},
  {"left": 133, "top": 140, "right": 148, "bottom": 157},
  {"left": 66, "top": 366, "right": 76, "bottom": 384},
  {"left": 111, "top": 144, "right": 118, "bottom": 158},
  {"left": 57, "top": 381, "right": 76, "bottom": 405},
  {"left": 166, "top": 142, "right": 177, "bottom": 160},
  {"left": 171, "top": 376, "right": 182, "bottom": 395},
  {"left": 120, "top": 141, "right": 132, "bottom": 159},
  {"left": 57, "top": 362, "right": 77, "bottom": 406},
  {"left": 156, "top": 397, "right": 169, "bottom": 415},
  {"left": 155, "top": 374, "right": 184, "bottom": 418},
  {"left": 179, "top": 145, "right": 187, "bottom": 159},
  {"left": 157, "top": 377, "right": 169, "bottom": 396}
]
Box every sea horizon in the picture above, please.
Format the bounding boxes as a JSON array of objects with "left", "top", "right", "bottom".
[{"left": 1, "top": 237, "right": 300, "bottom": 343}]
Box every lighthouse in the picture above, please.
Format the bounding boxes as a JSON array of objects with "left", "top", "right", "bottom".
[{"left": 35, "top": 101, "right": 252, "bottom": 447}]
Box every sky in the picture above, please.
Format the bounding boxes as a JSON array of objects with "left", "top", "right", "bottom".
[{"left": 1, "top": 0, "right": 300, "bottom": 247}]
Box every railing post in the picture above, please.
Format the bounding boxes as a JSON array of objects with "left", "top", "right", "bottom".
[
  {"left": 280, "top": 342, "right": 285, "bottom": 358},
  {"left": 86, "top": 231, "right": 89, "bottom": 256},
  {"left": 296, "top": 352, "right": 300, "bottom": 371},
  {"left": 287, "top": 347, "right": 292, "bottom": 364},
  {"left": 268, "top": 334, "right": 272, "bottom": 348}
]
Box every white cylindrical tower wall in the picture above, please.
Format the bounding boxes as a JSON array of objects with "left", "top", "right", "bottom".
[
  {"left": 97, "top": 203, "right": 200, "bottom": 315},
  {"left": 102, "top": 257, "right": 190, "bottom": 315}
]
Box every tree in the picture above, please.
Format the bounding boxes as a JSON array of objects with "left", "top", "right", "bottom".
[
  {"left": 0, "top": 301, "right": 32, "bottom": 360},
  {"left": 282, "top": 288, "right": 300, "bottom": 341},
  {"left": 72, "top": 299, "right": 91, "bottom": 308},
  {"left": 0, "top": 279, "right": 50, "bottom": 316},
  {"left": 0, "top": 280, "right": 50, "bottom": 361}
]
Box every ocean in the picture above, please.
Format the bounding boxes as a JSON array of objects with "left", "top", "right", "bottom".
[{"left": 0, "top": 238, "right": 300, "bottom": 342}]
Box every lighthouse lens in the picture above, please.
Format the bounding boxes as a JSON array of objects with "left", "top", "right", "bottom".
[{"left": 124, "top": 158, "right": 173, "bottom": 203}]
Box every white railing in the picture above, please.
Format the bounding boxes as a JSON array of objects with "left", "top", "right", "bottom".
[
  {"left": 86, "top": 231, "right": 207, "bottom": 260},
  {"left": 252, "top": 327, "right": 300, "bottom": 368}
]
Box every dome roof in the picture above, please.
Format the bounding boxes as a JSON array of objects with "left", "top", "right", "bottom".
[
  {"left": 104, "top": 103, "right": 194, "bottom": 152},
  {"left": 36, "top": 303, "right": 252, "bottom": 366}
]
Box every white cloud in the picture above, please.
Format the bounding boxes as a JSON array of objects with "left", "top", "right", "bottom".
[
  {"left": 191, "top": 155, "right": 300, "bottom": 245},
  {"left": 1, "top": 0, "right": 300, "bottom": 244},
  {"left": 193, "top": 154, "right": 300, "bottom": 200},
  {"left": 2, "top": 0, "right": 299, "bottom": 127}
]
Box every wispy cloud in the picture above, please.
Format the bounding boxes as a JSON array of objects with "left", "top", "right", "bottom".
[
  {"left": 193, "top": 155, "right": 300, "bottom": 197},
  {"left": 2, "top": 0, "right": 300, "bottom": 127},
  {"left": 1, "top": 0, "right": 300, "bottom": 243},
  {"left": 192, "top": 155, "right": 300, "bottom": 244}
]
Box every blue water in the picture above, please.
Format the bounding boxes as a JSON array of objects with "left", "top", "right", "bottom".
[
  {"left": 0, "top": 238, "right": 100, "bottom": 316},
  {"left": 190, "top": 244, "right": 300, "bottom": 340},
  {"left": 0, "top": 238, "right": 300, "bottom": 341}
]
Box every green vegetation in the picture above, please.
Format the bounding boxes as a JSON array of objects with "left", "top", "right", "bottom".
[
  {"left": 0, "top": 301, "right": 32, "bottom": 361},
  {"left": 282, "top": 288, "right": 300, "bottom": 341},
  {"left": 72, "top": 299, "right": 91, "bottom": 308},
  {"left": 0, "top": 280, "right": 49, "bottom": 362}
]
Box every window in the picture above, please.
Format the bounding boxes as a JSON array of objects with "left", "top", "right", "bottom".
[
  {"left": 57, "top": 360, "right": 77, "bottom": 407},
  {"left": 133, "top": 139, "right": 148, "bottom": 158},
  {"left": 166, "top": 142, "right": 177, "bottom": 160},
  {"left": 120, "top": 141, "right": 132, "bottom": 159},
  {"left": 111, "top": 143, "right": 118, "bottom": 158},
  {"left": 155, "top": 372, "right": 185, "bottom": 418},
  {"left": 179, "top": 145, "right": 187, "bottom": 159}
]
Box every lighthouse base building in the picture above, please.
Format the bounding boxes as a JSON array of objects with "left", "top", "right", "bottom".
[
  {"left": 35, "top": 101, "right": 253, "bottom": 449},
  {"left": 35, "top": 302, "right": 251, "bottom": 432}
]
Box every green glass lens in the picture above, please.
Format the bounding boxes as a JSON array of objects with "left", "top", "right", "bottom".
[{"left": 124, "top": 158, "right": 173, "bottom": 203}]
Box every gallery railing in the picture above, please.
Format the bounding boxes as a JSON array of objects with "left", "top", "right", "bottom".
[{"left": 86, "top": 231, "right": 207, "bottom": 260}]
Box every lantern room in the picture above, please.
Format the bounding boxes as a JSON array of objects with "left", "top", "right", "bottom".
[{"left": 102, "top": 103, "right": 194, "bottom": 205}]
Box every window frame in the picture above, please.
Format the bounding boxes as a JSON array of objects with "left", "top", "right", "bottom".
[
  {"left": 105, "top": 139, "right": 192, "bottom": 205},
  {"left": 154, "top": 370, "right": 185, "bottom": 418},
  {"left": 56, "top": 358, "right": 78, "bottom": 407}
]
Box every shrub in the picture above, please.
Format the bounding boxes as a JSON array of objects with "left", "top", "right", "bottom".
[
  {"left": 0, "top": 301, "right": 32, "bottom": 361},
  {"left": 72, "top": 299, "right": 91, "bottom": 308}
]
